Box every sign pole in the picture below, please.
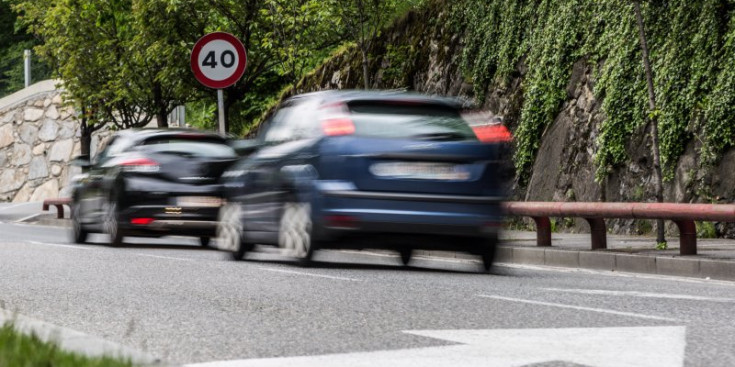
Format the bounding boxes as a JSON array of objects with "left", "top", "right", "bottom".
[{"left": 217, "top": 89, "right": 226, "bottom": 134}]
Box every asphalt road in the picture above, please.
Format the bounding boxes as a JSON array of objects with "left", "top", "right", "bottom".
[{"left": 1, "top": 203, "right": 735, "bottom": 366}]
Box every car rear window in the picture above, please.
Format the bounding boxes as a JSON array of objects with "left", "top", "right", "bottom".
[
  {"left": 346, "top": 102, "right": 478, "bottom": 141},
  {"left": 140, "top": 137, "right": 237, "bottom": 159}
]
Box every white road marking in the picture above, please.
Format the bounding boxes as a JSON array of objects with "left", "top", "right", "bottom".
[
  {"left": 28, "top": 241, "right": 91, "bottom": 251},
  {"left": 135, "top": 254, "right": 196, "bottom": 262},
  {"left": 256, "top": 266, "right": 361, "bottom": 282},
  {"left": 543, "top": 288, "right": 735, "bottom": 303},
  {"left": 478, "top": 294, "right": 682, "bottom": 322},
  {"left": 348, "top": 249, "right": 481, "bottom": 265},
  {"left": 15, "top": 213, "right": 43, "bottom": 223},
  {"left": 185, "top": 326, "right": 686, "bottom": 367},
  {"left": 495, "top": 262, "right": 735, "bottom": 287}
]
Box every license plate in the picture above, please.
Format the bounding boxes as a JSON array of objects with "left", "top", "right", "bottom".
[
  {"left": 370, "top": 162, "right": 471, "bottom": 181},
  {"left": 177, "top": 196, "right": 222, "bottom": 208}
]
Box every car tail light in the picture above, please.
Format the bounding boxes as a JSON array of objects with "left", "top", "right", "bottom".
[
  {"left": 131, "top": 217, "right": 155, "bottom": 225},
  {"left": 120, "top": 158, "right": 160, "bottom": 173},
  {"left": 322, "top": 118, "right": 356, "bottom": 136},
  {"left": 324, "top": 215, "right": 359, "bottom": 229},
  {"left": 320, "top": 102, "right": 355, "bottom": 136},
  {"left": 473, "top": 124, "right": 513, "bottom": 143}
]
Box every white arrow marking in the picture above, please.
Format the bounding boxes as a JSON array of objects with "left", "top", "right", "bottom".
[{"left": 185, "top": 326, "right": 685, "bottom": 367}]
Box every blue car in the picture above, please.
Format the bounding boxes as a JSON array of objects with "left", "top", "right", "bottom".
[{"left": 217, "top": 91, "right": 507, "bottom": 271}]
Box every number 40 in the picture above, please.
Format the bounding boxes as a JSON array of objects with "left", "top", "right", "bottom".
[{"left": 203, "top": 50, "right": 236, "bottom": 68}]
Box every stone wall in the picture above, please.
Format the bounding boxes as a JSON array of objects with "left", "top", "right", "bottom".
[{"left": 0, "top": 83, "right": 112, "bottom": 202}]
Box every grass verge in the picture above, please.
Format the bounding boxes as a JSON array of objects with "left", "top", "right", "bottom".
[{"left": 0, "top": 322, "right": 134, "bottom": 367}]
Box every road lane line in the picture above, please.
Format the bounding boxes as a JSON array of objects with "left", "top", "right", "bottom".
[
  {"left": 256, "top": 266, "right": 361, "bottom": 282},
  {"left": 28, "top": 241, "right": 91, "bottom": 251},
  {"left": 15, "top": 213, "right": 43, "bottom": 223},
  {"left": 542, "top": 288, "right": 735, "bottom": 303},
  {"left": 477, "top": 294, "right": 682, "bottom": 322},
  {"left": 135, "top": 254, "right": 197, "bottom": 262}
]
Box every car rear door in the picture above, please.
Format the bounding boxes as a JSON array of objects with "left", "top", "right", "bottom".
[{"left": 240, "top": 100, "right": 321, "bottom": 233}]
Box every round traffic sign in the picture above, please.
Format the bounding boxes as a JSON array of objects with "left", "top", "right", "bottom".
[{"left": 191, "top": 32, "right": 247, "bottom": 89}]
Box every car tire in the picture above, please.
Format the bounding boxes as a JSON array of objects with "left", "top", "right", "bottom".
[
  {"left": 278, "top": 198, "right": 316, "bottom": 266},
  {"left": 218, "top": 203, "right": 252, "bottom": 261},
  {"left": 399, "top": 248, "right": 412, "bottom": 266},
  {"left": 199, "top": 237, "right": 211, "bottom": 247},
  {"left": 480, "top": 236, "right": 498, "bottom": 273},
  {"left": 103, "top": 200, "right": 124, "bottom": 247},
  {"left": 70, "top": 201, "right": 88, "bottom": 244}
]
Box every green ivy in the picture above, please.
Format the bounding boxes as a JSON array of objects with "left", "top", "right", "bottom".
[{"left": 449, "top": 0, "right": 735, "bottom": 185}]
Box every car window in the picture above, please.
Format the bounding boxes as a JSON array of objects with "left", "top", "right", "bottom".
[
  {"left": 263, "top": 101, "right": 319, "bottom": 143},
  {"left": 94, "top": 136, "right": 120, "bottom": 164},
  {"left": 140, "top": 138, "right": 236, "bottom": 159},
  {"left": 346, "top": 102, "right": 477, "bottom": 141},
  {"left": 262, "top": 105, "right": 295, "bottom": 143}
]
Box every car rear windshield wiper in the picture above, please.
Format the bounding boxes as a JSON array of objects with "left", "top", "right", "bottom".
[{"left": 411, "top": 132, "right": 469, "bottom": 141}]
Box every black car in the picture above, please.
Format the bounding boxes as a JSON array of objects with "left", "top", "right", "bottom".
[
  {"left": 70, "top": 129, "right": 238, "bottom": 246},
  {"left": 217, "top": 91, "right": 508, "bottom": 271}
]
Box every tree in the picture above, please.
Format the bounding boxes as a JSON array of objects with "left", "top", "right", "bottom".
[
  {"left": 332, "top": 0, "right": 398, "bottom": 89},
  {"left": 263, "top": 0, "right": 341, "bottom": 86},
  {"left": 0, "top": 0, "right": 50, "bottom": 97},
  {"left": 634, "top": 1, "right": 666, "bottom": 247}
]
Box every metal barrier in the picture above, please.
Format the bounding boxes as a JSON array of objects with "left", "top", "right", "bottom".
[
  {"left": 502, "top": 202, "right": 735, "bottom": 256},
  {"left": 42, "top": 198, "right": 71, "bottom": 219}
]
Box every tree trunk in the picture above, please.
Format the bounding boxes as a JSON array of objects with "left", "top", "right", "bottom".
[
  {"left": 79, "top": 105, "right": 91, "bottom": 158},
  {"left": 360, "top": 47, "right": 370, "bottom": 90},
  {"left": 154, "top": 83, "right": 169, "bottom": 128},
  {"left": 635, "top": 1, "right": 666, "bottom": 245}
]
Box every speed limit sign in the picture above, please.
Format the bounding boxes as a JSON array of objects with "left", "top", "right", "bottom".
[{"left": 191, "top": 32, "right": 247, "bottom": 89}]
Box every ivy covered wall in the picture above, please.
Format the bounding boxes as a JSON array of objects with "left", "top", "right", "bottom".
[
  {"left": 453, "top": 0, "right": 735, "bottom": 185},
  {"left": 270, "top": 0, "right": 735, "bottom": 213}
]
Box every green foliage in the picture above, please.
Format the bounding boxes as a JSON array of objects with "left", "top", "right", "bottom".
[
  {"left": 696, "top": 221, "right": 718, "bottom": 239},
  {"left": 0, "top": 0, "right": 50, "bottom": 97},
  {"left": 0, "top": 322, "right": 133, "bottom": 367},
  {"left": 185, "top": 100, "right": 217, "bottom": 131},
  {"left": 656, "top": 241, "right": 668, "bottom": 250},
  {"left": 451, "top": 0, "right": 735, "bottom": 185}
]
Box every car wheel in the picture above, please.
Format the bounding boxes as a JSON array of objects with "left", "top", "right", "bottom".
[
  {"left": 103, "top": 200, "right": 124, "bottom": 247},
  {"left": 480, "top": 236, "right": 498, "bottom": 273},
  {"left": 199, "top": 237, "right": 211, "bottom": 247},
  {"left": 218, "top": 203, "right": 252, "bottom": 260},
  {"left": 70, "top": 201, "right": 88, "bottom": 244},
  {"left": 278, "top": 199, "right": 315, "bottom": 266},
  {"left": 399, "top": 248, "right": 412, "bottom": 266}
]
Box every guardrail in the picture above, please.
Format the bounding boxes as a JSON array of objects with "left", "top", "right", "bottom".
[
  {"left": 503, "top": 202, "right": 735, "bottom": 256},
  {"left": 42, "top": 198, "right": 71, "bottom": 219}
]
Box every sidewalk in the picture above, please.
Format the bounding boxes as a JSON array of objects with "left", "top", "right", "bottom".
[{"left": 491, "top": 230, "right": 735, "bottom": 281}]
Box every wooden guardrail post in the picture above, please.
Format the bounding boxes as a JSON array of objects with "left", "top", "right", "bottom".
[
  {"left": 673, "top": 220, "right": 697, "bottom": 255},
  {"left": 583, "top": 218, "right": 607, "bottom": 250},
  {"left": 532, "top": 216, "right": 552, "bottom": 247}
]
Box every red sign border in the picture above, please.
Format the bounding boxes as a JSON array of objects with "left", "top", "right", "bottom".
[{"left": 191, "top": 32, "right": 247, "bottom": 89}]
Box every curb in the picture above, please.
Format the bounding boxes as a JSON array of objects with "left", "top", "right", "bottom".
[
  {"left": 0, "top": 309, "right": 161, "bottom": 365},
  {"left": 492, "top": 245, "right": 735, "bottom": 281}
]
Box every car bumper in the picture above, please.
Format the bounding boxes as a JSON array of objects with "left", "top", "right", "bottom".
[
  {"left": 118, "top": 205, "right": 220, "bottom": 237},
  {"left": 315, "top": 189, "right": 503, "bottom": 248}
]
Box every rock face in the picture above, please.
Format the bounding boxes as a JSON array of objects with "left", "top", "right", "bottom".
[{"left": 0, "top": 89, "right": 112, "bottom": 202}]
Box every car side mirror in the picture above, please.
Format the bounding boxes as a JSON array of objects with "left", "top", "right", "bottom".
[
  {"left": 70, "top": 155, "right": 92, "bottom": 169},
  {"left": 230, "top": 139, "right": 262, "bottom": 157}
]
